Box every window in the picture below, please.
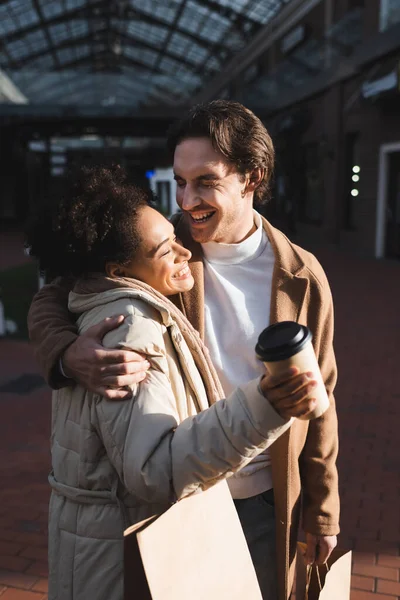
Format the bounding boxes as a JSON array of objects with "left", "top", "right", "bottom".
[
  {"left": 156, "top": 181, "right": 172, "bottom": 216},
  {"left": 301, "top": 143, "right": 325, "bottom": 224},
  {"left": 380, "top": 0, "right": 400, "bottom": 31}
]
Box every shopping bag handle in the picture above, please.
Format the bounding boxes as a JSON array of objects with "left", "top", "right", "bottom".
[{"left": 305, "top": 562, "right": 330, "bottom": 598}]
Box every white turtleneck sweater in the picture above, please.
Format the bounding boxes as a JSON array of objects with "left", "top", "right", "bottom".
[{"left": 202, "top": 211, "right": 275, "bottom": 499}]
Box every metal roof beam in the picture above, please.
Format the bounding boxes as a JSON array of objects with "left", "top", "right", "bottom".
[
  {"left": 115, "top": 75, "right": 181, "bottom": 104},
  {"left": 152, "top": 0, "right": 188, "bottom": 73},
  {"left": 29, "top": 74, "right": 90, "bottom": 102},
  {"left": 0, "top": 1, "right": 104, "bottom": 44},
  {"left": 0, "top": 0, "right": 228, "bottom": 54},
  {"left": 31, "top": 0, "right": 60, "bottom": 69},
  {"left": 9, "top": 30, "right": 108, "bottom": 69},
  {"left": 86, "top": 0, "right": 98, "bottom": 72},
  {"left": 192, "top": 0, "right": 323, "bottom": 103},
  {"left": 114, "top": 70, "right": 182, "bottom": 104},
  {"left": 43, "top": 80, "right": 99, "bottom": 104},
  {"left": 286, "top": 55, "right": 320, "bottom": 75},
  {"left": 53, "top": 49, "right": 164, "bottom": 74},
  {"left": 116, "top": 29, "right": 206, "bottom": 74},
  {"left": 17, "top": 70, "right": 82, "bottom": 96},
  {"left": 191, "top": 0, "right": 284, "bottom": 78},
  {"left": 0, "top": 39, "right": 18, "bottom": 69},
  {"left": 191, "top": 0, "right": 282, "bottom": 40},
  {"left": 192, "top": 0, "right": 258, "bottom": 24},
  {"left": 125, "top": 5, "right": 228, "bottom": 53},
  {"left": 36, "top": 74, "right": 136, "bottom": 105}
]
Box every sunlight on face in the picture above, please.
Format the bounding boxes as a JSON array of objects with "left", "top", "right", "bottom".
[
  {"left": 112, "top": 206, "right": 194, "bottom": 296},
  {"left": 173, "top": 138, "right": 255, "bottom": 244}
]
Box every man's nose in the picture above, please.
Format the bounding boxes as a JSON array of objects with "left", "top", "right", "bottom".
[{"left": 180, "top": 186, "right": 200, "bottom": 211}]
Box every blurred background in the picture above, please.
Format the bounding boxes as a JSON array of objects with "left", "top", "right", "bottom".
[
  {"left": 0, "top": 1, "right": 399, "bottom": 599},
  {"left": 0, "top": 0, "right": 400, "bottom": 335},
  {"left": 0, "top": 0, "right": 400, "bottom": 337}
]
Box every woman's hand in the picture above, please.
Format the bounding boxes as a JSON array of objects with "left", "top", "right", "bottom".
[
  {"left": 259, "top": 366, "right": 318, "bottom": 419},
  {"left": 62, "top": 316, "right": 150, "bottom": 399}
]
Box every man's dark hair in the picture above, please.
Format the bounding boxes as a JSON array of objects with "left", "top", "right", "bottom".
[
  {"left": 167, "top": 100, "right": 275, "bottom": 206},
  {"left": 25, "top": 165, "right": 152, "bottom": 279}
]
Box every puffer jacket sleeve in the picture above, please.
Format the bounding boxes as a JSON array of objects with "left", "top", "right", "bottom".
[{"left": 92, "top": 309, "right": 292, "bottom": 505}]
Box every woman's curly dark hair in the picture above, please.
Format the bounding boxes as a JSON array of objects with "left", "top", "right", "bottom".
[{"left": 25, "top": 165, "right": 152, "bottom": 279}]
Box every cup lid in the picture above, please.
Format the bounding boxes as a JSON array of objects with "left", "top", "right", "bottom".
[{"left": 255, "top": 321, "right": 312, "bottom": 362}]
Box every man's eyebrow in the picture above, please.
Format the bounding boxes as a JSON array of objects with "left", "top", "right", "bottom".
[
  {"left": 174, "top": 173, "right": 219, "bottom": 182},
  {"left": 195, "top": 173, "right": 219, "bottom": 181}
]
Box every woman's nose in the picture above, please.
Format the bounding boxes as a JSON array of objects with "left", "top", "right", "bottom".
[
  {"left": 176, "top": 244, "right": 192, "bottom": 262},
  {"left": 184, "top": 248, "right": 192, "bottom": 261}
]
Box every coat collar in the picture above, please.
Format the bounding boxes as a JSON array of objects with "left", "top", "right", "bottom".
[
  {"left": 261, "top": 216, "right": 309, "bottom": 326},
  {"left": 172, "top": 213, "right": 309, "bottom": 338}
]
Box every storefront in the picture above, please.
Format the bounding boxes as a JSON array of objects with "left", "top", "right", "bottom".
[{"left": 361, "top": 58, "right": 400, "bottom": 259}]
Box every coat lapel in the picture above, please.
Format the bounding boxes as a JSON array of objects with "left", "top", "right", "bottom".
[
  {"left": 262, "top": 218, "right": 309, "bottom": 326},
  {"left": 270, "top": 267, "right": 309, "bottom": 326}
]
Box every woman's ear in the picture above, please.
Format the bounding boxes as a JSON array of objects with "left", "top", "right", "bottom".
[{"left": 105, "top": 262, "right": 124, "bottom": 278}]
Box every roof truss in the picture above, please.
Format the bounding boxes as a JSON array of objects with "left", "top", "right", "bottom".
[{"left": 0, "top": 0, "right": 289, "bottom": 107}]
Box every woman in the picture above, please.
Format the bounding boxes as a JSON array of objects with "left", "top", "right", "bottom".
[{"left": 26, "top": 166, "right": 296, "bottom": 600}]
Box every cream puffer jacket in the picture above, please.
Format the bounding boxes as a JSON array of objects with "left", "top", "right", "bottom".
[{"left": 48, "top": 286, "right": 291, "bottom": 600}]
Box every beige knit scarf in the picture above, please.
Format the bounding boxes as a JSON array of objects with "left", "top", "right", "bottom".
[{"left": 74, "top": 274, "right": 225, "bottom": 406}]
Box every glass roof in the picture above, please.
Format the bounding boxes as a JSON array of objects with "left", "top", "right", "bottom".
[
  {"left": 235, "top": 6, "right": 363, "bottom": 113},
  {"left": 0, "top": 0, "right": 289, "bottom": 107}
]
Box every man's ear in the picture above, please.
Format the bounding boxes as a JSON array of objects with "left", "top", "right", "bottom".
[
  {"left": 249, "top": 167, "right": 265, "bottom": 192},
  {"left": 245, "top": 168, "right": 265, "bottom": 193},
  {"left": 105, "top": 262, "right": 124, "bottom": 278}
]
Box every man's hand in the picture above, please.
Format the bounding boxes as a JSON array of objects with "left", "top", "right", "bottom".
[
  {"left": 304, "top": 533, "right": 337, "bottom": 565},
  {"left": 260, "top": 367, "right": 318, "bottom": 419},
  {"left": 63, "top": 316, "right": 150, "bottom": 399}
]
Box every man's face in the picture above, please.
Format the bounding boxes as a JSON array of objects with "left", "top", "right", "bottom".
[{"left": 173, "top": 137, "right": 254, "bottom": 244}]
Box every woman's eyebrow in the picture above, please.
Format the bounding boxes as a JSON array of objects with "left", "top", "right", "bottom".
[
  {"left": 152, "top": 230, "right": 175, "bottom": 255},
  {"left": 154, "top": 238, "right": 170, "bottom": 253}
]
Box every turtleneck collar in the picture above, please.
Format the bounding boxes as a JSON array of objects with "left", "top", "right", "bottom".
[{"left": 201, "top": 211, "right": 267, "bottom": 265}]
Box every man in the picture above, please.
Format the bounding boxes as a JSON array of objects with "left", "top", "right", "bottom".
[{"left": 28, "top": 100, "right": 339, "bottom": 599}]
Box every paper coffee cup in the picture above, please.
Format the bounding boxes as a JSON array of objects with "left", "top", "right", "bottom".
[{"left": 255, "top": 321, "right": 330, "bottom": 421}]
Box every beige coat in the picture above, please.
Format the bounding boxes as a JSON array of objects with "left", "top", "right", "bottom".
[
  {"left": 47, "top": 284, "right": 291, "bottom": 600},
  {"left": 28, "top": 215, "right": 340, "bottom": 600}
]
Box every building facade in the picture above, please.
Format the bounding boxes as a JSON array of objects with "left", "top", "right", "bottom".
[{"left": 223, "top": 0, "right": 400, "bottom": 259}]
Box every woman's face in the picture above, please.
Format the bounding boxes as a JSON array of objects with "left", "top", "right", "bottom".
[{"left": 108, "top": 206, "right": 194, "bottom": 296}]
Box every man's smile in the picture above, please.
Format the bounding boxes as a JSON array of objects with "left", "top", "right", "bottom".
[{"left": 188, "top": 210, "right": 216, "bottom": 225}]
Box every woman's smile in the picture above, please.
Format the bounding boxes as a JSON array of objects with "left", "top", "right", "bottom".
[{"left": 172, "top": 263, "right": 192, "bottom": 280}]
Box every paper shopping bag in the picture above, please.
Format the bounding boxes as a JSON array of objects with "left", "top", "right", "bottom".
[
  {"left": 124, "top": 480, "right": 262, "bottom": 600},
  {"left": 296, "top": 542, "right": 352, "bottom": 600}
]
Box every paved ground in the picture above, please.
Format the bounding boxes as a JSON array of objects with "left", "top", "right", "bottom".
[{"left": 0, "top": 232, "right": 399, "bottom": 599}]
